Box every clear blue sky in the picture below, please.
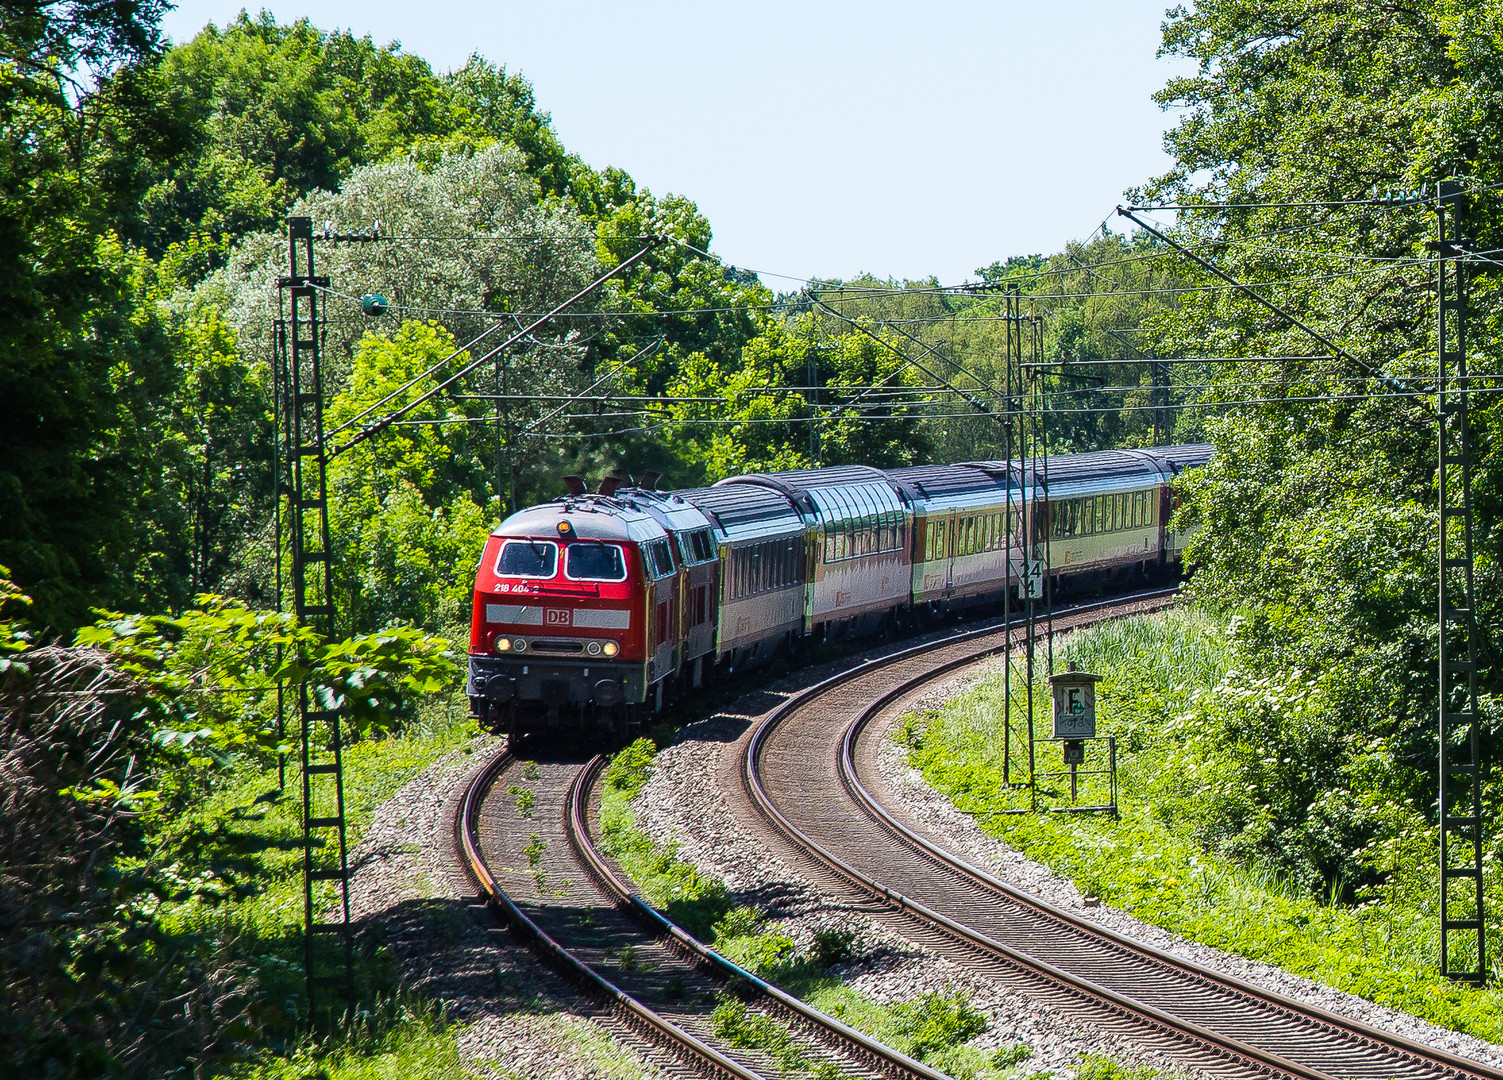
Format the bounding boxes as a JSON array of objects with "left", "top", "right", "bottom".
[{"left": 161, "top": 2, "right": 1193, "bottom": 286}]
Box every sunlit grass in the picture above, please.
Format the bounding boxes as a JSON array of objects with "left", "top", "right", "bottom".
[{"left": 902, "top": 607, "right": 1503, "bottom": 1043}]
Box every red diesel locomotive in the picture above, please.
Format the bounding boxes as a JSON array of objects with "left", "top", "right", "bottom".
[{"left": 467, "top": 446, "right": 1212, "bottom": 745}]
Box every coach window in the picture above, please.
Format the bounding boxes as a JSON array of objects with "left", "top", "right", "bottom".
[
  {"left": 842, "top": 490, "right": 858, "bottom": 558},
  {"left": 497, "top": 539, "right": 558, "bottom": 578},
  {"left": 567, "top": 542, "right": 628, "bottom": 582},
  {"left": 847, "top": 489, "right": 867, "bottom": 556},
  {"left": 858, "top": 488, "right": 877, "bottom": 556},
  {"left": 841, "top": 489, "right": 861, "bottom": 556},
  {"left": 822, "top": 490, "right": 843, "bottom": 560}
]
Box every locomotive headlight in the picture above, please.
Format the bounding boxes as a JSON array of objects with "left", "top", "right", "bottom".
[
  {"left": 494, "top": 636, "right": 512, "bottom": 652},
  {"left": 586, "top": 641, "right": 603, "bottom": 656},
  {"left": 601, "top": 640, "right": 619, "bottom": 657},
  {"left": 512, "top": 638, "right": 528, "bottom": 653}
]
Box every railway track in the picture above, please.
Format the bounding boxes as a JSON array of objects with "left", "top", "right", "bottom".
[
  {"left": 455, "top": 744, "right": 953, "bottom": 1079},
  {"left": 744, "top": 589, "right": 1503, "bottom": 1080}
]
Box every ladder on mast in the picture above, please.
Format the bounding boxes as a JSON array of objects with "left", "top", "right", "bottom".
[
  {"left": 277, "top": 215, "right": 355, "bottom": 1012},
  {"left": 1434, "top": 181, "right": 1487, "bottom": 984}
]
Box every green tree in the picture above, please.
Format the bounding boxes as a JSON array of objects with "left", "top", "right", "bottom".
[
  {"left": 666, "top": 316, "right": 933, "bottom": 480},
  {"left": 1136, "top": 0, "right": 1503, "bottom": 889},
  {"left": 324, "top": 322, "right": 494, "bottom": 632}
]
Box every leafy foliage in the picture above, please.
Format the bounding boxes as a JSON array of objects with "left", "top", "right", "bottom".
[
  {"left": 905, "top": 609, "right": 1503, "bottom": 1025},
  {"left": 74, "top": 595, "right": 457, "bottom": 799},
  {"left": 1136, "top": 0, "right": 1503, "bottom": 890},
  {"left": 665, "top": 314, "right": 933, "bottom": 479}
]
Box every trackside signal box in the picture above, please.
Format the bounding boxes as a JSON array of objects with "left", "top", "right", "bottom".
[
  {"left": 1043, "top": 665, "right": 1113, "bottom": 809},
  {"left": 1049, "top": 666, "right": 1101, "bottom": 740}
]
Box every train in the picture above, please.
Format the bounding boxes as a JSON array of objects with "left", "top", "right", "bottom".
[{"left": 466, "top": 444, "right": 1213, "bottom": 744}]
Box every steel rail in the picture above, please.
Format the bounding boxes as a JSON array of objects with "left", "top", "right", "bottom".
[
  {"left": 455, "top": 747, "right": 769, "bottom": 1080},
  {"left": 743, "top": 593, "right": 1333, "bottom": 1080},
  {"left": 837, "top": 670, "right": 1503, "bottom": 1080},
  {"left": 564, "top": 754, "right": 953, "bottom": 1080},
  {"left": 741, "top": 589, "right": 1499, "bottom": 1080}
]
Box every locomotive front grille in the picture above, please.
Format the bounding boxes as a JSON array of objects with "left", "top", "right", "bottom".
[{"left": 529, "top": 638, "right": 586, "bottom": 654}]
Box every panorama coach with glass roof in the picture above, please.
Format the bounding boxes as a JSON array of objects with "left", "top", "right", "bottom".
[{"left": 467, "top": 445, "right": 1212, "bottom": 746}]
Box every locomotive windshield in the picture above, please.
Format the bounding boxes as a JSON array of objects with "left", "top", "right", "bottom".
[
  {"left": 565, "top": 543, "right": 627, "bottom": 582},
  {"left": 497, "top": 539, "right": 557, "bottom": 578}
]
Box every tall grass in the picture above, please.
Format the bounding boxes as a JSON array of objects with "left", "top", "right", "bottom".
[{"left": 902, "top": 607, "right": 1503, "bottom": 1042}]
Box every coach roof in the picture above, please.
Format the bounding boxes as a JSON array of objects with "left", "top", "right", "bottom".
[
  {"left": 717, "top": 464, "right": 890, "bottom": 500},
  {"left": 675, "top": 483, "right": 803, "bottom": 537}
]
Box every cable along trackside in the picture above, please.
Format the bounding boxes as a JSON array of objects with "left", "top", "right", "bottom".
[{"left": 744, "top": 591, "right": 1501, "bottom": 1080}]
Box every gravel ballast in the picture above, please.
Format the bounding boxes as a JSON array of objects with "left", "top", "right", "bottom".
[
  {"left": 345, "top": 736, "right": 668, "bottom": 1080},
  {"left": 871, "top": 668, "right": 1503, "bottom": 1072},
  {"left": 632, "top": 685, "right": 1207, "bottom": 1079},
  {"left": 634, "top": 655, "right": 1503, "bottom": 1078}
]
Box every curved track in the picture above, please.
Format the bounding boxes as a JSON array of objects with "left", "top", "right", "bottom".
[
  {"left": 744, "top": 590, "right": 1503, "bottom": 1080},
  {"left": 456, "top": 745, "right": 952, "bottom": 1079}
]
